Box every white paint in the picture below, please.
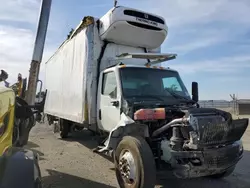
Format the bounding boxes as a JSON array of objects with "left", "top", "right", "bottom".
[
  {"left": 99, "top": 6, "right": 168, "bottom": 49},
  {"left": 44, "top": 28, "right": 89, "bottom": 123}
]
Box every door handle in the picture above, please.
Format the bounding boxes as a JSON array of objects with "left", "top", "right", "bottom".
[
  {"left": 99, "top": 109, "right": 102, "bottom": 120},
  {"left": 111, "top": 100, "right": 119, "bottom": 107}
]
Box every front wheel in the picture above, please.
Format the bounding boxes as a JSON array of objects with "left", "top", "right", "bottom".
[{"left": 114, "top": 136, "right": 156, "bottom": 188}]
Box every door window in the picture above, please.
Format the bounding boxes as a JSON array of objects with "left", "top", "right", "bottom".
[
  {"left": 102, "top": 71, "right": 117, "bottom": 99},
  {"left": 162, "top": 77, "right": 182, "bottom": 92}
]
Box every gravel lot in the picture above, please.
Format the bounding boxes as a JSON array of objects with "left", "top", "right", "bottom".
[{"left": 26, "top": 117, "right": 250, "bottom": 188}]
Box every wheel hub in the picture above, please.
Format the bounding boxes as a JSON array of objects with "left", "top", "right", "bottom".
[{"left": 119, "top": 151, "right": 136, "bottom": 183}]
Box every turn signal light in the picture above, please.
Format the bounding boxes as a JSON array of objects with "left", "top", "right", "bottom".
[{"left": 134, "top": 108, "right": 166, "bottom": 120}]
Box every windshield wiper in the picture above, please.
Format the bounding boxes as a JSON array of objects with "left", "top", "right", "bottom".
[
  {"left": 127, "top": 95, "right": 165, "bottom": 102},
  {"left": 165, "top": 89, "right": 195, "bottom": 103}
]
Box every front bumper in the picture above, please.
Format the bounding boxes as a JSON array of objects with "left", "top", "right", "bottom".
[{"left": 169, "top": 141, "right": 243, "bottom": 178}]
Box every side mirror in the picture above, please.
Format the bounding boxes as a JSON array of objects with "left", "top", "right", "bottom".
[{"left": 192, "top": 82, "right": 199, "bottom": 102}]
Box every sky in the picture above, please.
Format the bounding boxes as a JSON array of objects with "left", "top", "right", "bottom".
[{"left": 0, "top": 0, "right": 250, "bottom": 100}]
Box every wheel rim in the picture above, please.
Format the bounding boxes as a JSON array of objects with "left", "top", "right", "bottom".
[{"left": 118, "top": 150, "right": 137, "bottom": 185}]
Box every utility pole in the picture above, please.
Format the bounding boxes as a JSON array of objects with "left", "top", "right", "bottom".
[
  {"left": 26, "top": 0, "right": 52, "bottom": 105},
  {"left": 230, "top": 94, "right": 237, "bottom": 115}
]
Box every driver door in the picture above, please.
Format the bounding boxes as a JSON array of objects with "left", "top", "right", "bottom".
[{"left": 98, "top": 70, "right": 121, "bottom": 132}]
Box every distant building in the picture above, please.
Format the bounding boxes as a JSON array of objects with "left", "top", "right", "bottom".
[{"left": 237, "top": 99, "right": 250, "bottom": 115}]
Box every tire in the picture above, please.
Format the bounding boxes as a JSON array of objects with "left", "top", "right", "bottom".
[
  {"left": 47, "top": 114, "right": 54, "bottom": 125},
  {"left": 114, "top": 136, "right": 156, "bottom": 188},
  {"left": 209, "top": 165, "right": 235, "bottom": 179},
  {"left": 12, "top": 124, "right": 20, "bottom": 146},
  {"left": 17, "top": 118, "right": 34, "bottom": 147},
  {"left": 34, "top": 178, "right": 42, "bottom": 188},
  {"left": 59, "top": 119, "right": 70, "bottom": 139}
]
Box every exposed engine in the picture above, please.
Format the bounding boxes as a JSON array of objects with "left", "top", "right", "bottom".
[
  {"left": 133, "top": 107, "right": 248, "bottom": 150},
  {"left": 132, "top": 107, "right": 249, "bottom": 175}
]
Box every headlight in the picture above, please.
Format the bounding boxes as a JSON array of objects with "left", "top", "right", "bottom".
[
  {"left": 233, "top": 140, "right": 244, "bottom": 155},
  {"left": 238, "top": 140, "right": 244, "bottom": 155}
]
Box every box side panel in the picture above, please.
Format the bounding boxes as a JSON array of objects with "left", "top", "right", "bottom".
[{"left": 44, "top": 28, "right": 89, "bottom": 123}]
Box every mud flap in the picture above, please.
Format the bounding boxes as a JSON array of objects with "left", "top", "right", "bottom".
[{"left": 0, "top": 147, "right": 41, "bottom": 188}]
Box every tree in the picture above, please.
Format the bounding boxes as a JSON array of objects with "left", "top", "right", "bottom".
[{"left": 67, "top": 28, "right": 74, "bottom": 39}]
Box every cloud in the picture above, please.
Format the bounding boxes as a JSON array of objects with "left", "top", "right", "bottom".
[
  {"left": 0, "top": 0, "right": 39, "bottom": 83},
  {"left": 0, "top": 25, "right": 34, "bottom": 82},
  {"left": 145, "top": 0, "right": 250, "bottom": 28},
  {"left": 144, "top": 0, "right": 250, "bottom": 66},
  {"left": 0, "top": 24, "right": 55, "bottom": 84},
  {"left": 165, "top": 55, "right": 250, "bottom": 74},
  {"left": 0, "top": 0, "right": 58, "bottom": 84},
  {"left": 168, "top": 38, "right": 219, "bottom": 53},
  {"left": 0, "top": 0, "right": 39, "bottom": 23},
  {"left": 162, "top": 24, "right": 248, "bottom": 56}
]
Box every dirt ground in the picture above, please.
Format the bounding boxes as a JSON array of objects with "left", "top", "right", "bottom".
[{"left": 26, "top": 116, "right": 250, "bottom": 188}]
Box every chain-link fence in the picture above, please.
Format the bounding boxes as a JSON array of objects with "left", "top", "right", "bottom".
[{"left": 198, "top": 100, "right": 238, "bottom": 114}]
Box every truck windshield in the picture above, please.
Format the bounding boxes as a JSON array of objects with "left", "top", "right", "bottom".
[{"left": 120, "top": 67, "right": 191, "bottom": 101}]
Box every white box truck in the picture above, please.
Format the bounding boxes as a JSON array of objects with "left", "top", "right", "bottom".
[{"left": 44, "top": 5, "right": 249, "bottom": 188}]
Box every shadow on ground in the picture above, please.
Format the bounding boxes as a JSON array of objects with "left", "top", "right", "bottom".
[
  {"left": 61, "top": 130, "right": 98, "bottom": 149},
  {"left": 60, "top": 130, "right": 114, "bottom": 163},
  {"left": 24, "top": 141, "right": 46, "bottom": 160},
  {"left": 42, "top": 169, "right": 116, "bottom": 188},
  {"left": 25, "top": 141, "right": 40, "bottom": 149}
]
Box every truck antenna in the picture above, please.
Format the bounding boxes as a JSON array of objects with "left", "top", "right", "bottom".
[{"left": 114, "top": 0, "right": 118, "bottom": 7}]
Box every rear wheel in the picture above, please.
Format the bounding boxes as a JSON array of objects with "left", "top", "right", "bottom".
[
  {"left": 209, "top": 166, "right": 235, "bottom": 179},
  {"left": 59, "top": 119, "right": 70, "bottom": 139},
  {"left": 114, "top": 136, "right": 156, "bottom": 188}
]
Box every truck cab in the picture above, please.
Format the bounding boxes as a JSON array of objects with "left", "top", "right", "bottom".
[
  {"left": 96, "top": 62, "right": 248, "bottom": 188},
  {"left": 97, "top": 63, "right": 194, "bottom": 132}
]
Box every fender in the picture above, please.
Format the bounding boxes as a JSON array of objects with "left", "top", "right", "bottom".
[
  {"left": 98, "top": 113, "right": 149, "bottom": 153},
  {"left": 0, "top": 147, "right": 41, "bottom": 188}
]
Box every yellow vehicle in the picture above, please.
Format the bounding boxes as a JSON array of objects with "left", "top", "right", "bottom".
[
  {"left": 0, "top": 87, "right": 15, "bottom": 155},
  {"left": 0, "top": 71, "right": 42, "bottom": 188}
]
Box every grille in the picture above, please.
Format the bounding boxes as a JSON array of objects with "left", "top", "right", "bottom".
[
  {"left": 196, "top": 116, "right": 228, "bottom": 145},
  {"left": 191, "top": 115, "right": 248, "bottom": 147},
  {"left": 124, "top": 10, "right": 165, "bottom": 24},
  {"left": 127, "top": 21, "right": 162, "bottom": 31}
]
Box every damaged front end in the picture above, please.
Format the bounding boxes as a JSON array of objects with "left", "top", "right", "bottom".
[{"left": 154, "top": 108, "right": 248, "bottom": 178}]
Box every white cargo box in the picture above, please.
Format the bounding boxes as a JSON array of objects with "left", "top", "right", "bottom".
[
  {"left": 99, "top": 6, "right": 168, "bottom": 49},
  {"left": 44, "top": 26, "right": 90, "bottom": 124}
]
